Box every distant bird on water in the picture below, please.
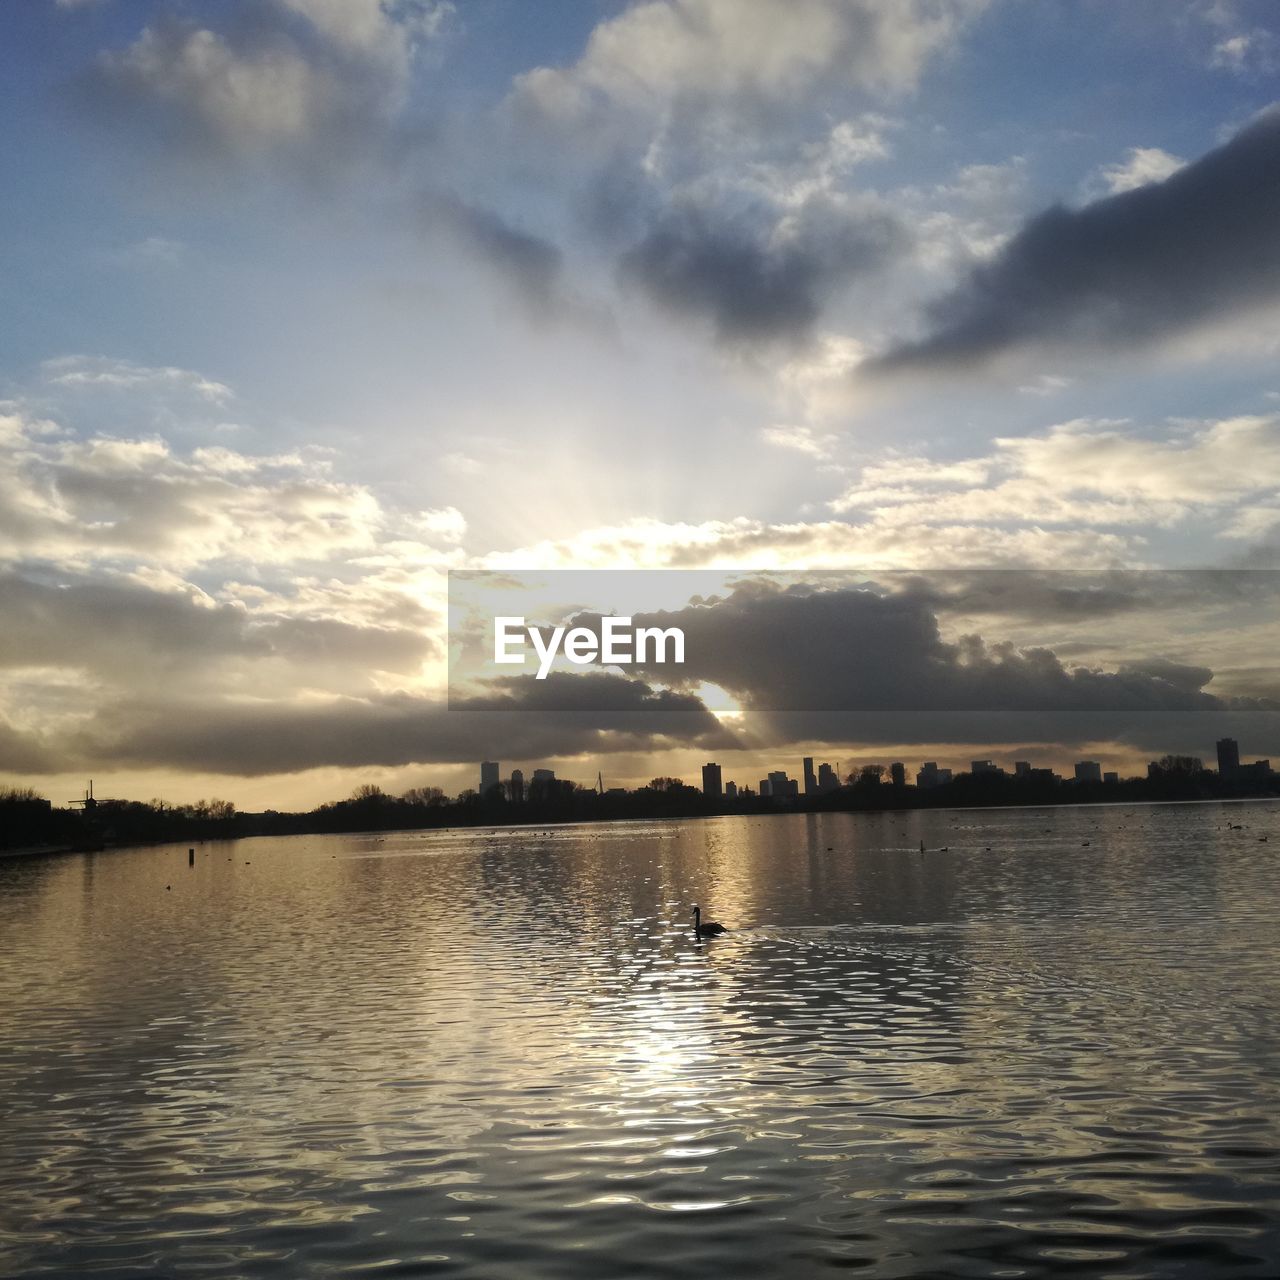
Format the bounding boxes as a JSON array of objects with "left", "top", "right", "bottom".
[{"left": 692, "top": 905, "right": 727, "bottom": 938}]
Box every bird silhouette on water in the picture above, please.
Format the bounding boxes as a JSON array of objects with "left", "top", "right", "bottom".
[{"left": 692, "top": 905, "right": 727, "bottom": 938}]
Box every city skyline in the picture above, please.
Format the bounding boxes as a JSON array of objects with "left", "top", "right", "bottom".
[{"left": 465, "top": 735, "right": 1272, "bottom": 808}]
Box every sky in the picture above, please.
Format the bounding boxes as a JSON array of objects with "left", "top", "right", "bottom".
[{"left": 2, "top": 0, "right": 1280, "bottom": 809}]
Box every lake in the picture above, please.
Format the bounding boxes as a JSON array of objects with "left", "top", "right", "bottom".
[{"left": 3, "top": 802, "right": 1280, "bottom": 1278}]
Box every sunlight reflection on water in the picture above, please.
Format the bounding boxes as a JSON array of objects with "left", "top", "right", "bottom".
[{"left": 3, "top": 804, "right": 1280, "bottom": 1277}]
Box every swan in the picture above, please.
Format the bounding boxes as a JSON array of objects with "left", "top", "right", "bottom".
[{"left": 692, "top": 905, "right": 727, "bottom": 938}]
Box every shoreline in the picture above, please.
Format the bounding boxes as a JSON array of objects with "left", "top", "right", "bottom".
[{"left": 5, "top": 793, "right": 1279, "bottom": 861}]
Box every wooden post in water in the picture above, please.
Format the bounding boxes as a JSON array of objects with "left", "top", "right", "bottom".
[{"left": 189, "top": 848, "right": 195, "bottom": 866}]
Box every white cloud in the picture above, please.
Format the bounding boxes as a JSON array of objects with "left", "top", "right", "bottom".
[
  {"left": 774, "top": 332, "right": 867, "bottom": 420},
  {"left": 832, "top": 415, "right": 1280, "bottom": 533},
  {"left": 481, "top": 514, "right": 1138, "bottom": 572},
  {"left": 1211, "top": 30, "right": 1278, "bottom": 74},
  {"left": 409, "top": 506, "right": 467, "bottom": 543},
  {"left": 759, "top": 424, "right": 837, "bottom": 458},
  {"left": 1017, "top": 374, "right": 1072, "bottom": 396},
  {"left": 441, "top": 451, "right": 484, "bottom": 476},
  {"left": 888, "top": 156, "right": 1028, "bottom": 281},
  {"left": 190, "top": 445, "right": 304, "bottom": 474},
  {"left": 516, "top": 0, "right": 987, "bottom": 123},
  {"left": 0, "top": 410, "right": 409, "bottom": 572},
  {"left": 89, "top": 0, "right": 453, "bottom": 160},
  {"left": 1093, "top": 146, "right": 1185, "bottom": 195},
  {"left": 43, "top": 356, "right": 232, "bottom": 404},
  {"left": 98, "top": 25, "right": 329, "bottom": 151}
]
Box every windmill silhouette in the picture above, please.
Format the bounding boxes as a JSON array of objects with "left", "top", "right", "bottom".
[
  {"left": 68, "top": 781, "right": 120, "bottom": 816},
  {"left": 67, "top": 781, "right": 112, "bottom": 851}
]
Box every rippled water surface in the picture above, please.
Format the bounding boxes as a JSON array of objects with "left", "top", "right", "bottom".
[{"left": 4, "top": 803, "right": 1280, "bottom": 1277}]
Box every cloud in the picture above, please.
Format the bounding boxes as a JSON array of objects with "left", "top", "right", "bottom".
[
  {"left": 91, "top": 22, "right": 344, "bottom": 156},
  {"left": 0, "top": 574, "right": 432, "bottom": 691},
  {"left": 623, "top": 582, "right": 1267, "bottom": 709},
  {"left": 521, "top": 580, "right": 1280, "bottom": 760},
  {"left": 502, "top": 2, "right": 985, "bottom": 347},
  {"left": 0, "top": 402, "right": 471, "bottom": 576},
  {"left": 11, "top": 566, "right": 1278, "bottom": 776},
  {"left": 55, "top": 674, "right": 728, "bottom": 776},
  {"left": 759, "top": 424, "right": 838, "bottom": 459},
  {"left": 833, "top": 415, "right": 1280, "bottom": 531},
  {"left": 1210, "top": 30, "right": 1278, "bottom": 75},
  {"left": 890, "top": 567, "right": 1280, "bottom": 627},
  {"left": 42, "top": 355, "right": 232, "bottom": 403},
  {"left": 618, "top": 191, "right": 906, "bottom": 345},
  {"left": 424, "top": 194, "right": 564, "bottom": 313},
  {"left": 0, "top": 716, "right": 62, "bottom": 774},
  {"left": 1093, "top": 146, "right": 1185, "bottom": 195},
  {"left": 482, "top": 513, "right": 1139, "bottom": 572},
  {"left": 515, "top": 0, "right": 987, "bottom": 122},
  {"left": 1017, "top": 373, "right": 1072, "bottom": 396},
  {"left": 81, "top": 1, "right": 452, "bottom": 167},
  {"left": 441, "top": 452, "right": 484, "bottom": 476},
  {"left": 868, "top": 106, "right": 1280, "bottom": 375}
]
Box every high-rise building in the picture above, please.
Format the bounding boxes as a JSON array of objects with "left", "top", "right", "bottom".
[
  {"left": 701, "top": 762, "right": 723, "bottom": 798},
  {"left": 1074, "top": 761, "right": 1103, "bottom": 783},
  {"left": 766, "top": 770, "right": 798, "bottom": 798},
  {"left": 803, "top": 757, "right": 817, "bottom": 795},
  {"left": 725, "top": 781, "right": 737, "bottom": 799},
  {"left": 971, "top": 759, "right": 1001, "bottom": 776},
  {"left": 889, "top": 761, "right": 906, "bottom": 788},
  {"left": 1103, "top": 771, "right": 1119, "bottom": 784},
  {"left": 480, "top": 761, "right": 500, "bottom": 794},
  {"left": 817, "top": 762, "right": 838, "bottom": 792},
  {"left": 758, "top": 778, "right": 771, "bottom": 798},
  {"left": 531, "top": 768, "right": 555, "bottom": 783},
  {"left": 1014, "top": 760, "right": 1032, "bottom": 777},
  {"left": 1217, "top": 737, "right": 1240, "bottom": 777},
  {"left": 508, "top": 768, "right": 525, "bottom": 802},
  {"left": 917, "top": 761, "right": 953, "bottom": 788}
]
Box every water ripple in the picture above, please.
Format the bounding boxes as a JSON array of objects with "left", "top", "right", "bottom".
[{"left": 2, "top": 803, "right": 1280, "bottom": 1276}]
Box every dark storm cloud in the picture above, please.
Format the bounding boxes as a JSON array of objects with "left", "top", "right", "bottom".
[
  {"left": 618, "top": 196, "right": 908, "bottom": 345},
  {"left": 618, "top": 584, "right": 1272, "bottom": 713},
  {"left": 63, "top": 674, "right": 731, "bottom": 776},
  {"left": 619, "top": 582, "right": 1280, "bottom": 755},
  {"left": 0, "top": 719, "right": 61, "bottom": 775},
  {"left": 748, "top": 707, "right": 1280, "bottom": 763},
  {"left": 0, "top": 576, "right": 264, "bottom": 676},
  {"left": 869, "top": 106, "right": 1280, "bottom": 374},
  {"left": 895, "top": 569, "right": 1280, "bottom": 625},
  {"left": 0, "top": 575, "right": 431, "bottom": 682},
  {"left": 0, "top": 570, "right": 732, "bottom": 776}
]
